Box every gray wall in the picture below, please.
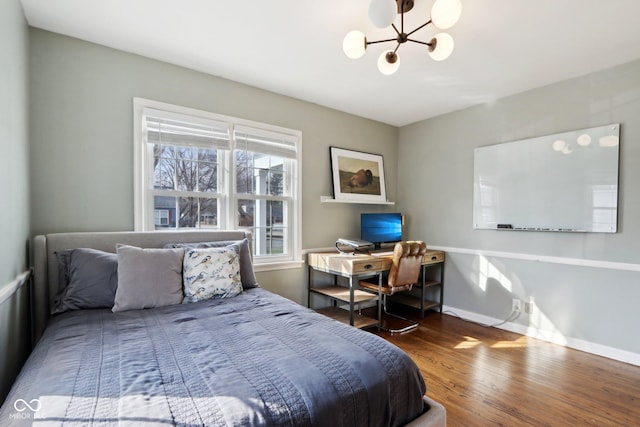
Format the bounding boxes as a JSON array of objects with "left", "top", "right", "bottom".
[
  {"left": 0, "top": 0, "right": 31, "bottom": 403},
  {"left": 29, "top": 29, "right": 398, "bottom": 305},
  {"left": 398, "top": 59, "right": 640, "bottom": 360}
]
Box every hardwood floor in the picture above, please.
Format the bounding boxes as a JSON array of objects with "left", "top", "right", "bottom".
[{"left": 374, "top": 311, "right": 640, "bottom": 426}]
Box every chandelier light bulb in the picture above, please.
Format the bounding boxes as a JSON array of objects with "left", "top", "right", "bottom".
[
  {"left": 428, "top": 33, "right": 454, "bottom": 61},
  {"left": 369, "top": 0, "right": 398, "bottom": 28},
  {"left": 430, "top": 0, "right": 462, "bottom": 30},
  {"left": 343, "top": 30, "right": 367, "bottom": 59},
  {"left": 377, "top": 51, "right": 400, "bottom": 75}
]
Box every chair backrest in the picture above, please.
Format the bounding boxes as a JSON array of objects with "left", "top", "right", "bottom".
[{"left": 387, "top": 241, "right": 427, "bottom": 288}]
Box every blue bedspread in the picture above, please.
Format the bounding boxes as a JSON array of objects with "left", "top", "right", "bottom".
[{"left": 1, "top": 288, "right": 426, "bottom": 426}]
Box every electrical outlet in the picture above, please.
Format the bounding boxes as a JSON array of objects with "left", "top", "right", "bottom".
[
  {"left": 512, "top": 298, "right": 522, "bottom": 312},
  {"left": 524, "top": 302, "right": 533, "bottom": 314}
]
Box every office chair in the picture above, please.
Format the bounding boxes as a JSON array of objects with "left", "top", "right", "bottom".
[{"left": 359, "top": 241, "right": 427, "bottom": 333}]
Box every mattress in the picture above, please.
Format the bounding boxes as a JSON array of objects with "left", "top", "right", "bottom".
[{"left": 1, "top": 288, "right": 426, "bottom": 426}]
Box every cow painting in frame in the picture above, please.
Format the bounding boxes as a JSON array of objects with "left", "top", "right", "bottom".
[{"left": 330, "top": 147, "right": 387, "bottom": 203}]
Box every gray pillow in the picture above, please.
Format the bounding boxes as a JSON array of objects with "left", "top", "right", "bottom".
[
  {"left": 53, "top": 248, "right": 118, "bottom": 314},
  {"left": 164, "top": 238, "right": 258, "bottom": 289},
  {"left": 112, "top": 245, "right": 184, "bottom": 312}
]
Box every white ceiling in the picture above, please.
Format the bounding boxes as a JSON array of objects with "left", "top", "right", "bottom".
[{"left": 20, "top": 0, "right": 640, "bottom": 127}]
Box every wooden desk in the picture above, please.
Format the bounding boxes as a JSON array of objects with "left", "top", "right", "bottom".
[{"left": 307, "top": 250, "right": 445, "bottom": 328}]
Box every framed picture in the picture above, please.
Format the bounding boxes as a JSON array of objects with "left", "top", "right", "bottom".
[{"left": 330, "top": 147, "right": 387, "bottom": 203}]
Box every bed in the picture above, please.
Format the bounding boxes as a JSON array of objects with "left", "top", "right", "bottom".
[{"left": 1, "top": 231, "right": 446, "bottom": 426}]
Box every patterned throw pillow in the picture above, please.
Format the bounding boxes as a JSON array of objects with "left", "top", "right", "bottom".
[
  {"left": 164, "top": 239, "right": 258, "bottom": 289},
  {"left": 182, "top": 246, "right": 242, "bottom": 303}
]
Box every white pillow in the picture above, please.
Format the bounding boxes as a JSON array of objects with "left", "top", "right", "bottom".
[{"left": 182, "top": 246, "right": 242, "bottom": 303}]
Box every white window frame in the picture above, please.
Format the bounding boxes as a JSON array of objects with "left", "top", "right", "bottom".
[{"left": 133, "top": 98, "right": 303, "bottom": 270}]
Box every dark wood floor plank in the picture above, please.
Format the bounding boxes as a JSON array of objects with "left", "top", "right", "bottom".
[{"left": 374, "top": 311, "right": 640, "bottom": 426}]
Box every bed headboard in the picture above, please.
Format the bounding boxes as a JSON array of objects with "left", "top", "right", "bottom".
[{"left": 32, "top": 230, "right": 252, "bottom": 343}]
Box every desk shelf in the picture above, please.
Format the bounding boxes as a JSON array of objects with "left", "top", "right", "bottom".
[
  {"left": 316, "top": 307, "right": 378, "bottom": 329},
  {"left": 311, "top": 285, "right": 378, "bottom": 304},
  {"left": 419, "top": 279, "right": 442, "bottom": 288},
  {"left": 389, "top": 294, "right": 441, "bottom": 312},
  {"left": 309, "top": 285, "right": 378, "bottom": 329}
]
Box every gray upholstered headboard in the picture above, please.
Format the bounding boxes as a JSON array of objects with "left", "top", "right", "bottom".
[{"left": 32, "top": 230, "right": 252, "bottom": 342}]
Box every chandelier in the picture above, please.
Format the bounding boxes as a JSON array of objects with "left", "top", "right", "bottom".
[{"left": 343, "top": 0, "right": 462, "bottom": 75}]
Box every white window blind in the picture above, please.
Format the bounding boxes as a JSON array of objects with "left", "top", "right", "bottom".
[
  {"left": 143, "top": 107, "right": 230, "bottom": 150},
  {"left": 233, "top": 125, "right": 298, "bottom": 159}
]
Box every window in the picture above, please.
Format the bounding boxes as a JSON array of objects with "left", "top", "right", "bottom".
[
  {"left": 155, "top": 209, "right": 170, "bottom": 226},
  {"left": 134, "top": 98, "right": 302, "bottom": 267}
]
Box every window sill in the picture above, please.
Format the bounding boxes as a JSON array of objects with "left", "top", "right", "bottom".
[{"left": 253, "top": 260, "right": 305, "bottom": 272}]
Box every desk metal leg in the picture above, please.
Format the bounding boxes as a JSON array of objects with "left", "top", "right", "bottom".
[
  {"left": 377, "top": 272, "right": 383, "bottom": 329},
  {"left": 439, "top": 262, "right": 445, "bottom": 312},
  {"left": 420, "top": 264, "right": 426, "bottom": 318},
  {"left": 349, "top": 275, "right": 355, "bottom": 326},
  {"left": 307, "top": 266, "right": 312, "bottom": 308}
]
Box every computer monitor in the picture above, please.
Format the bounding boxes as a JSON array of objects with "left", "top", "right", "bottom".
[{"left": 360, "top": 212, "right": 403, "bottom": 249}]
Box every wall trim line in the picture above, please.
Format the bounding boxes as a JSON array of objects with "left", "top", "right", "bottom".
[
  {"left": 430, "top": 245, "right": 640, "bottom": 272},
  {"left": 0, "top": 270, "right": 31, "bottom": 306}
]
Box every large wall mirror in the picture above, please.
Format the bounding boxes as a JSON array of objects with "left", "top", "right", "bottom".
[{"left": 473, "top": 123, "right": 620, "bottom": 233}]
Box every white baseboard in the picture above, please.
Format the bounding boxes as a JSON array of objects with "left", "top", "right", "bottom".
[{"left": 442, "top": 305, "right": 640, "bottom": 367}]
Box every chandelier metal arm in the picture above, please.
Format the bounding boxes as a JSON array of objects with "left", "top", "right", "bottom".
[
  {"left": 367, "top": 37, "right": 401, "bottom": 46},
  {"left": 370, "top": 19, "right": 434, "bottom": 48},
  {"left": 406, "top": 19, "right": 432, "bottom": 37},
  {"left": 407, "top": 38, "right": 433, "bottom": 47}
]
